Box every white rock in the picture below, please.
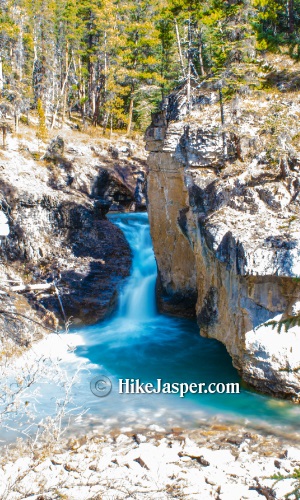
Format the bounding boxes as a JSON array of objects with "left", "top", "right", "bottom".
[
  {"left": 0, "top": 223, "right": 9, "bottom": 237},
  {"left": 165, "top": 463, "right": 182, "bottom": 477},
  {"left": 59, "top": 486, "right": 92, "bottom": 499},
  {"left": 115, "top": 446, "right": 140, "bottom": 466},
  {"left": 33, "top": 458, "right": 53, "bottom": 472},
  {"left": 287, "top": 447, "right": 300, "bottom": 461},
  {"left": 98, "top": 446, "right": 114, "bottom": 470},
  {"left": 4, "top": 456, "right": 32, "bottom": 477},
  {"left": 148, "top": 424, "right": 166, "bottom": 432},
  {"left": 115, "top": 433, "right": 131, "bottom": 445},
  {"left": 181, "top": 486, "right": 212, "bottom": 498},
  {"left": 0, "top": 468, "right": 7, "bottom": 497},
  {"left": 156, "top": 442, "right": 181, "bottom": 463},
  {"left": 0, "top": 212, "right": 7, "bottom": 224},
  {"left": 182, "top": 442, "right": 235, "bottom": 469},
  {"left": 135, "top": 433, "right": 147, "bottom": 443},
  {"left": 219, "top": 483, "right": 261, "bottom": 499}
]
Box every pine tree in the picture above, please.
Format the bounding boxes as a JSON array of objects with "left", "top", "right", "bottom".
[
  {"left": 0, "top": 0, "right": 298, "bottom": 135},
  {"left": 254, "top": 0, "right": 300, "bottom": 57},
  {"left": 114, "top": 0, "right": 165, "bottom": 134}
]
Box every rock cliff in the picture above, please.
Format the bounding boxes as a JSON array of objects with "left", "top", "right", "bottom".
[
  {"left": 0, "top": 128, "right": 147, "bottom": 350},
  {"left": 145, "top": 80, "right": 300, "bottom": 400}
]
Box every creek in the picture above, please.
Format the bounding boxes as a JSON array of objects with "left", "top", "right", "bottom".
[{"left": 1, "top": 212, "right": 300, "bottom": 443}]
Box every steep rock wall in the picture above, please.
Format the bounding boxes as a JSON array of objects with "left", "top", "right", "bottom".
[
  {"left": 0, "top": 183, "right": 131, "bottom": 328},
  {"left": 145, "top": 97, "right": 300, "bottom": 401},
  {"left": 0, "top": 134, "right": 139, "bottom": 337},
  {"left": 147, "top": 151, "right": 197, "bottom": 317}
]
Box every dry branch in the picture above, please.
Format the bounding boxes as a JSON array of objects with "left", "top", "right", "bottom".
[{"left": 10, "top": 283, "right": 56, "bottom": 293}]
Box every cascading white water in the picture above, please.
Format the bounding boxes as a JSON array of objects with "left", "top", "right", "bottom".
[{"left": 114, "top": 214, "right": 157, "bottom": 321}]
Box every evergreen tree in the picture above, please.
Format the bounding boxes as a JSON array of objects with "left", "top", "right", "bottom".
[
  {"left": 254, "top": 0, "right": 300, "bottom": 57},
  {"left": 114, "top": 0, "right": 165, "bottom": 134},
  {"left": 0, "top": 0, "right": 298, "bottom": 133}
]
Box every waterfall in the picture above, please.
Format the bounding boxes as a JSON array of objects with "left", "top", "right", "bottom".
[
  {"left": 2, "top": 212, "right": 299, "bottom": 444},
  {"left": 110, "top": 213, "right": 157, "bottom": 321}
]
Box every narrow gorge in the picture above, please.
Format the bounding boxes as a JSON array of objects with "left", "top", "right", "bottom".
[{"left": 145, "top": 86, "right": 300, "bottom": 401}]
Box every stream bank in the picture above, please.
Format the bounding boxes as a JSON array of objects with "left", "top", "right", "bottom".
[{"left": 1, "top": 422, "right": 300, "bottom": 500}]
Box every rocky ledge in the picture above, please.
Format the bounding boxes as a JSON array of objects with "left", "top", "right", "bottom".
[
  {"left": 0, "top": 128, "right": 147, "bottom": 350},
  {"left": 1, "top": 424, "right": 300, "bottom": 499},
  {"left": 145, "top": 77, "right": 300, "bottom": 401}
]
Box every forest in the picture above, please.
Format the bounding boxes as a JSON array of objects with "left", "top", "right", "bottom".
[{"left": 0, "top": 0, "right": 300, "bottom": 136}]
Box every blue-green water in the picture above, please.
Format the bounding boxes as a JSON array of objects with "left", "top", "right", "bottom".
[
  {"left": 1, "top": 212, "right": 300, "bottom": 443},
  {"left": 73, "top": 212, "right": 300, "bottom": 432}
]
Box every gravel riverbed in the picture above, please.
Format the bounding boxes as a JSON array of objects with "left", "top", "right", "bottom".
[{"left": 1, "top": 422, "right": 300, "bottom": 499}]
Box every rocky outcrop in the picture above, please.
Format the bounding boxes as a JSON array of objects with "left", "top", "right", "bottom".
[
  {"left": 0, "top": 183, "right": 131, "bottom": 329},
  {"left": 145, "top": 89, "right": 300, "bottom": 401},
  {"left": 0, "top": 131, "right": 148, "bottom": 343},
  {"left": 42, "top": 135, "right": 65, "bottom": 161},
  {"left": 90, "top": 142, "right": 148, "bottom": 212}
]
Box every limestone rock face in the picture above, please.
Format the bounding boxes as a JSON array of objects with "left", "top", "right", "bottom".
[
  {"left": 145, "top": 94, "right": 300, "bottom": 400},
  {"left": 90, "top": 140, "right": 148, "bottom": 212},
  {"left": 0, "top": 133, "right": 145, "bottom": 334},
  {"left": 147, "top": 151, "right": 197, "bottom": 317},
  {"left": 1, "top": 185, "right": 131, "bottom": 328}
]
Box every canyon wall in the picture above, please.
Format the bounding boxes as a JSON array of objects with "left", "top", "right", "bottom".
[
  {"left": 145, "top": 92, "right": 300, "bottom": 400},
  {"left": 0, "top": 132, "right": 147, "bottom": 349}
]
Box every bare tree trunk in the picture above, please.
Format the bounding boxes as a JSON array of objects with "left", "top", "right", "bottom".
[
  {"left": 10, "top": 43, "right": 15, "bottom": 75},
  {"left": 219, "top": 87, "right": 227, "bottom": 157},
  {"left": 198, "top": 28, "right": 205, "bottom": 77},
  {"left": 110, "top": 114, "right": 113, "bottom": 138},
  {"left": 187, "top": 62, "right": 191, "bottom": 112},
  {"left": 219, "top": 88, "right": 225, "bottom": 126},
  {"left": 11, "top": 283, "right": 56, "bottom": 292},
  {"left": 2, "top": 127, "right": 7, "bottom": 149},
  {"left": 186, "top": 17, "right": 192, "bottom": 113},
  {"left": 33, "top": 34, "right": 38, "bottom": 61},
  {"left": 126, "top": 97, "right": 134, "bottom": 135},
  {"left": 62, "top": 91, "right": 67, "bottom": 126},
  {"left": 104, "top": 31, "right": 108, "bottom": 104},
  {"left": 61, "top": 42, "right": 69, "bottom": 125},
  {"left": 51, "top": 53, "right": 72, "bottom": 129},
  {"left": 88, "top": 58, "right": 95, "bottom": 119},
  {"left": 15, "top": 114, "right": 19, "bottom": 133},
  {"left": 102, "top": 111, "right": 108, "bottom": 134},
  {"left": 18, "top": 22, "right": 24, "bottom": 81},
  {"left": 93, "top": 90, "right": 102, "bottom": 126},
  {"left": 287, "top": 0, "right": 294, "bottom": 33},
  {"left": 91, "top": 91, "right": 96, "bottom": 117},
  {"left": 78, "top": 57, "right": 86, "bottom": 126},
  {"left": 174, "top": 19, "right": 186, "bottom": 79},
  {"left": 82, "top": 84, "right": 87, "bottom": 128},
  {"left": 0, "top": 56, "right": 3, "bottom": 92}
]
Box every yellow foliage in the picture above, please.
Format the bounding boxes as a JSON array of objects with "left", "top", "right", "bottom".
[{"left": 36, "top": 99, "right": 48, "bottom": 143}]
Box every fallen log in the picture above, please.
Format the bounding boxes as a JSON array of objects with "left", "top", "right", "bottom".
[{"left": 10, "top": 283, "right": 56, "bottom": 293}]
